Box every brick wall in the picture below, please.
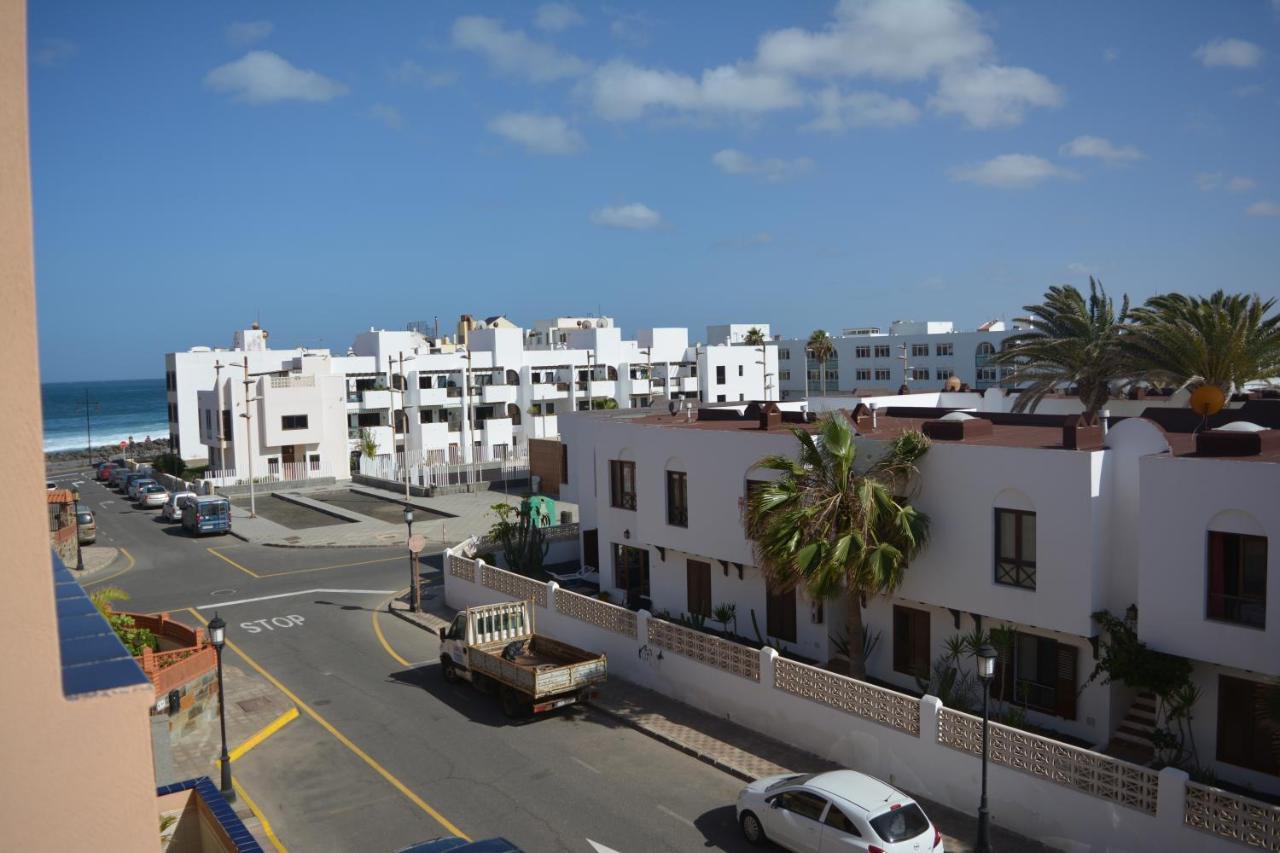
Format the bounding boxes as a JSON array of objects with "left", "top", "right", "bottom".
[{"left": 529, "top": 438, "right": 563, "bottom": 498}]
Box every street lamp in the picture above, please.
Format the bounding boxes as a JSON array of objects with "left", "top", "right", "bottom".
[
  {"left": 71, "top": 487, "right": 85, "bottom": 572},
  {"left": 404, "top": 506, "right": 419, "bottom": 612},
  {"left": 207, "top": 613, "right": 235, "bottom": 803},
  {"left": 975, "top": 642, "right": 997, "bottom": 853}
]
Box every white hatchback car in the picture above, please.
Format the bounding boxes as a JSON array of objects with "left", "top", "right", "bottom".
[
  {"left": 162, "top": 491, "right": 196, "bottom": 522},
  {"left": 737, "top": 770, "right": 942, "bottom": 852},
  {"left": 138, "top": 484, "right": 168, "bottom": 508}
]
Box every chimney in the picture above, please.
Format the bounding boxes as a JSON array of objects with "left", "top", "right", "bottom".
[
  {"left": 869, "top": 402, "right": 879, "bottom": 430},
  {"left": 758, "top": 402, "right": 782, "bottom": 431}
]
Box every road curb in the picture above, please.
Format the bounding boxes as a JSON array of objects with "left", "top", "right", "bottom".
[
  {"left": 583, "top": 700, "right": 757, "bottom": 784},
  {"left": 385, "top": 594, "right": 448, "bottom": 635}
]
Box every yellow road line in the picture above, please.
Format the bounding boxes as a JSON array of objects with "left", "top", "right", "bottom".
[
  {"left": 207, "top": 547, "right": 261, "bottom": 578},
  {"left": 231, "top": 777, "right": 288, "bottom": 852},
  {"left": 84, "top": 547, "right": 136, "bottom": 587},
  {"left": 186, "top": 609, "right": 468, "bottom": 841},
  {"left": 230, "top": 706, "right": 299, "bottom": 762},
  {"left": 206, "top": 548, "right": 403, "bottom": 579},
  {"left": 372, "top": 593, "right": 412, "bottom": 667}
]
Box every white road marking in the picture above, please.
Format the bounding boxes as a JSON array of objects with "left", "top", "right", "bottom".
[
  {"left": 570, "top": 756, "right": 602, "bottom": 774},
  {"left": 656, "top": 804, "right": 696, "bottom": 829},
  {"left": 587, "top": 842, "right": 623, "bottom": 853},
  {"left": 240, "top": 614, "right": 306, "bottom": 633},
  {"left": 196, "top": 588, "right": 395, "bottom": 610}
]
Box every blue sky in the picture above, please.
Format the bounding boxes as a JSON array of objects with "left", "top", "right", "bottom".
[{"left": 29, "top": 1, "right": 1280, "bottom": 381}]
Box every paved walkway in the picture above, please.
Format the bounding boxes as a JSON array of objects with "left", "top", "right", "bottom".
[
  {"left": 67, "top": 544, "right": 125, "bottom": 582},
  {"left": 391, "top": 599, "right": 1050, "bottom": 853},
  {"left": 153, "top": 657, "right": 295, "bottom": 849},
  {"left": 227, "top": 484, "right": 574, "bottom": 548}
]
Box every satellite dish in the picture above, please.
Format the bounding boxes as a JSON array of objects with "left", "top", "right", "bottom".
[{"left": 1189, "top": 385, "right": 1226, "bottom": 417}]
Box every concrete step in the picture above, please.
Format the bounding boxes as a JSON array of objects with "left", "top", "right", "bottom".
[{"left": 1112, "top": 729, "right": 1154, "bottom": 746}]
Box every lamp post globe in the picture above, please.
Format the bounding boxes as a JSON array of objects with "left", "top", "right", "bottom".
[
  {"left": 208, "top": 612, "right": 234, "bottom": 802},
  {"left": 975, "top": 642, "right": 997, "bottom": 853}
]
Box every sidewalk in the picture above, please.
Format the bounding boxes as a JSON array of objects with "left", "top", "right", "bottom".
[
  {"left": 152, "top": 656, "right": 295, "bottom": 850},
  {"left": 390, "top": 598, "right": 1050, "bottom": 853},
  {"left": 69, "top": 544, "right": 125, "bottom": 582}
]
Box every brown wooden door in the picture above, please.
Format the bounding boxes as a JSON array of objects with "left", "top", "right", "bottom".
[
  {"left": 582, "top": 528, "right": 599, "bottom": 569},
  {"left": 686, "top": 560, "right": 711, "bottom": 618},
  {"left": 767, "top": 584, "right": 797, "bottom": 643},
  {"left": 282, "top": 445, "right": 297, "bottom": 465}
]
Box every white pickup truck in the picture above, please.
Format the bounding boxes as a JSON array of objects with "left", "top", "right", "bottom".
[{"left": 438, "top": 601, "right": 608, "bottom": 717}]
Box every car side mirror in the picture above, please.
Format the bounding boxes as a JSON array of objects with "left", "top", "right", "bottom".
[{"left": 768, "top": 799, "right": 779, "bottom": 809}]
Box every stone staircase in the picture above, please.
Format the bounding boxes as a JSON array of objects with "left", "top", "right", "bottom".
[{"left": 1107, "top": 691, "right": 1158, "bottom": 764}]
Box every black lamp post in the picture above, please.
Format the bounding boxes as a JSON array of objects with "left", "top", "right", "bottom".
[
  {"left": 208, "top": 613, "right": 235, "bottom": 803},
  {"left": 404, "top": 506, "right": 419, "bottom": 612},
  {"left": 975, "top": 642, "right": 997, "bottom": 853},
  {"left": 71, "top": 488, "right": 84, "bottom": 572}
]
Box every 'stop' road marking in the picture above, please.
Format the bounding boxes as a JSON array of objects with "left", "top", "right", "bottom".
[
  {"left": 196, "top": 589, "right": 395, "bottom": 610},
  {"left": 184, "top": 608, "right": 469, "bottom": 842}
]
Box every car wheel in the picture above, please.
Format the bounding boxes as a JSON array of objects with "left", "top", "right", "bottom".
[
  {"left": 499, "top": 685, "right": 526, "bottom": 718},
  {"left": 440, "top": 656, "right": 459, "bottom": 683},
  {"left": 740, "top": 811, "right": 766, "bottom": 846}
]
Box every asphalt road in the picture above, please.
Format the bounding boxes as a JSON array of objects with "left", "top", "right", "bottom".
[{"left": 68, "top": 467, "right": 759, "bottom": 852}]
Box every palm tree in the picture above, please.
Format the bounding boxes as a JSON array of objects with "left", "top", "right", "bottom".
[
  {"left": 807, "top": 329, "right": 835, "bottom": 397},
  {"left": 991, "top": 278, "right": 1134, "bottom": 419},
  {"left": 1126, "top": 291, "right": 1280, "bottom": 394},
  {"left": 746, "top": 412, "right": 930, "bottom": 679},
  {"left": 743, "top": 327, "right": 767, "bottom": 346}
]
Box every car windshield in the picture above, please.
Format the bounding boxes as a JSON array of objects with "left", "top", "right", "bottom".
[
  {"left": 869, "top": 804, "right": 930, "bottom": 843},
  {"left": 77, "top": 512, "right": 93, "bottom": 523},
  {"left": 765, "top": 774, "right": 815, "bottom": 793}
]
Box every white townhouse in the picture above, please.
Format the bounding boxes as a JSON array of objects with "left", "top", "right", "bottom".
[
  {"left": 195, "top": 351, "right": 349, "bottom": 482},
  {"left": 169, "top": 317, "right": 779, "bottom": 476},
  {"left": 776, "top": 319, "right": 1024, "bottom": 399},
  {"left": 556, "top": 395, "right": 1280, "bottom": 795}
]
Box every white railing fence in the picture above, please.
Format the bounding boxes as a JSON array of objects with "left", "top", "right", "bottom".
[
  {"left": 358, "top": 444, "right": 529, "bottom": 491},
  {"left": 442, "top": 550, "right": 1279, "bottom": 853},
  {"left": 199, "top": 461, "right": 326, "bottom": 488}
]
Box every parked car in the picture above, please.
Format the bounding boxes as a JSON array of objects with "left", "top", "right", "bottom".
[
  {"left": 736, "top": 770, "right": 942, "bottom": 852},
  {"left": 108, "top": 467, "right": 129, "bottom": 489},
  {"left": 161, "top": 490, "right": 197, "bottom": 522},
  {"left": 138, "top": 484, "right": 168, "bottom": 508},
  {"left": 76, "top": 508, "right": 96, "bottom": 544},
  {"left": 182, "top": 496, "right": 232, "bottom": 536},
  {"left": 96, "top": 462, "right": 115, "bottom": 481},
  {"left": 128, "top": 477, "right": 157, "bottom": 502},
  {"left": 117, "top": 469, "right": 143, "bottom": 492}
]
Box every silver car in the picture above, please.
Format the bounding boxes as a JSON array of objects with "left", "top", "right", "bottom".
[
  {"left": 128, "top": 477, "right": 156, "bottom": 501},
  {"left": 138, "top": 484, "right": 168, "bottom": 508},
  {"left": 161, "top": 490, "right": 196, "bottom": 522},
  {"left": 737, "top": 770, "right": 942, "bottom": 852}
]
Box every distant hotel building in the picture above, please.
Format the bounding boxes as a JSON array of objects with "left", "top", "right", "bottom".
[{"left": 776, "top": 319, "right": 1024, "bottom": 399}]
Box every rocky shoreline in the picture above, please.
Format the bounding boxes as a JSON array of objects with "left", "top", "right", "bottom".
[{"left": 45, "top": 437, "right": 173, "bottom": 471}]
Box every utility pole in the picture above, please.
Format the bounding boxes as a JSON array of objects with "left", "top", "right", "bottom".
[
  {"left": 82, "top": 388, "right": 100, "bottom": 459},
  {"left": 399, "top": 351, "right": 410, "bottom": 501},
  {"left": 230, "top": 362, "right": 259, "bottom": 517}
]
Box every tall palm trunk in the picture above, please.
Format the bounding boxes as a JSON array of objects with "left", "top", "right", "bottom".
[
  {"left": 845, "top": 590, "right": 865, "bottom": 679},
  {"left": 819, "top": 356, "right": 827, "bottom": 397}
]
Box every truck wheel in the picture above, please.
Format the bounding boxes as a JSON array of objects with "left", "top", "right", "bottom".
[
  {"left": 440, "top": 656, "right": 459, "bottom": 683},
  {"left": 499, "top": 686, "right": 526, "bottom": 719}
]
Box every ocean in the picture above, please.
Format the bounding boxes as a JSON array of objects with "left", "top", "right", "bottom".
[{"left": 41, "top": 378, "right": 169, "bottom": 453}]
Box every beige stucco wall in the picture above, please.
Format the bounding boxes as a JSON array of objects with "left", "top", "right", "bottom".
[{"left": 0, "top": 3, "right": 161, "bottom": 849}]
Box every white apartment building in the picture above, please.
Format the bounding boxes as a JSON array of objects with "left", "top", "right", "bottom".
[
  {"left": 776, "top": 319, "right": 1022, "bottom": 399},
  {"left": 557, "top": 396, "right": 1280, "bottom": 795},
  {"left": 195, "top": 351, "right": 349, "bottom": 482},
  {"left": 168, "top": 318, "right": 778, "bottom": 474}
]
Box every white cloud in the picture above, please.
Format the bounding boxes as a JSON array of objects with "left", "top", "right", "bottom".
[
  {"left": 227, "top": 21, "right": 272, "bottom": 47},
  {"left": 1067, "top": 262, "right": 1097, "bottom": 276},
  {"left": 488, "top": 112, "right": 584, "bottom": 155},
  {"left": 756, "top": 0, "right": 991, "bottom": 80},
  {"left": 32, "top": 37, "right": 77, "bottom": 67},
  {"left": 1194, "top": 37, "right": 1264, "bottom": 69},
  {"left": 1103, "top": 47, "right": 1119, "bottom": 63},
  {"left": 204, "top": 51, "right": 348, "bottom": 104},
  {"left": 930, "top": 64, "right": 1063, "bottom": 128},
  {"left": 535, "top": 3, "right": 584, "bottom": 33},
  {"left": 1233, "top": 83, "right": 1265, "bottom": 98},
  {"left": 1197, "top": 173, "right": 1257, "bottom": 192},
  {"left": 590, "top": 203, "right": 663, "bottom": 230},
  {"left": 804, "top": 87, "right": 920, "bottom": 131},
  {"left": 950, "top": 154, "right": 1077, "bottom": 189},
  {"left": 711, "top": 149, "right": 813, "bottom": 182},
  {"left": 1058, "top": 135, "right": 1144, "bottom": 164},
  {"left": 368, "top": 103, "right": 403, "bottom": 129},
  {"left": 452, "top": 16, "right": 587, "bottom": 82},
  {"left": 389, "top": 60, "right": 459, "bottom": 89},
  {"left": 589, "top": 60, "right": 803, "bottom": 121},
  {"left": 1246, "top": 200, "right": 1280, "bottom": 217},
  {"left": 606, "top": 8, "right": 651, "bottom": 46}
]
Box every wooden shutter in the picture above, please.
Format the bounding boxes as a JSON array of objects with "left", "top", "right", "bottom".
[
  {"left": 687, "top": 560, "right": 711, "bottom": 618},
  {"left": 1054, "top": 642, "right": 1078, "bottom": 720},
  {"left": 582, "top": 528, "right": 599, "bottom": 569},
  {"left": 911, "top": 610, "right": 931, "bottom": 677}
]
